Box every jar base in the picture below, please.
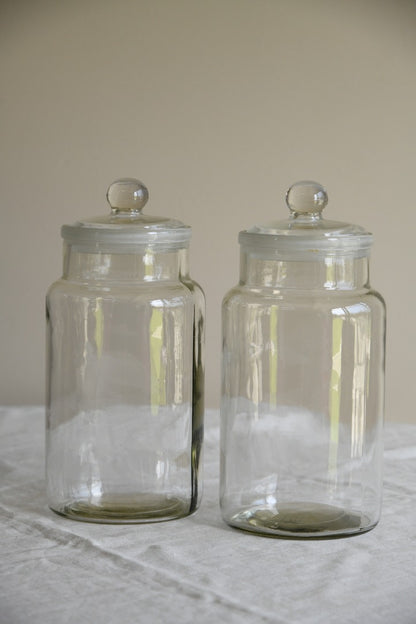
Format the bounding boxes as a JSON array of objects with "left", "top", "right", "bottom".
[
  {"left": 50, "top": 493, "right": 193, "bottom": 524},
  {"left": 226, "top": 502, "right": 376, "bottom": 539}
]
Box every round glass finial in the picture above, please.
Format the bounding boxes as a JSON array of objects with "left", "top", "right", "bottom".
[
  {"left": 285, "top": 181, "right": 328, "bottom": 216},
  {"left": 106, "top": 178, "right": 149, "bottom": 213}
]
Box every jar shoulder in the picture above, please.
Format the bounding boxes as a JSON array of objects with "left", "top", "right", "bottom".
[
  {"left": 46, "top": 278, "right": 194, "bottom": 302},
  {"left": 366, "top": 288, "right": 386, "bottom": 311},
  {"left": 181, "top": 277, "right": 205, "bottom": 303},
  {"left": 223, "top": 284, "right": 386, "bottom": 312}
]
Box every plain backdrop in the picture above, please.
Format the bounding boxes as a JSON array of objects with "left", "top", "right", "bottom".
[{"left": 1, "top": 0, "right": 415, "bottom": 422}]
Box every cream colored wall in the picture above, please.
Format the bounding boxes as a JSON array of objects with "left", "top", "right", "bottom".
[{"left": 1, "top": 0, "right": 415, "bottom": 422}]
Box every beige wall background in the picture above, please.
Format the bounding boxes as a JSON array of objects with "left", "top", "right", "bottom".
[{"left": 1, "top": 0, "right": 415, "bottom": 422}]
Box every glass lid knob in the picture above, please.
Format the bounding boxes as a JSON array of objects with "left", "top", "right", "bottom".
[
  {"left": 106, "top": 178, "right": 149, "bottom": 214},
  {"left": 285, "top": 180, "right": 328, "bottom": 216}
]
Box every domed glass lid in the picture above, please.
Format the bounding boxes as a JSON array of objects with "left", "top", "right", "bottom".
[
  {"left": 239, "top": 181, "right": 373, "bottom": 259},
  {"left": 61, "top": 178, "right": 191, "bottom": 251}
]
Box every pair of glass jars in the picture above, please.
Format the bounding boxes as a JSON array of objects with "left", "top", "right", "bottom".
[{"left": 46, "top": 178, "right": 385, "bottom": 538}]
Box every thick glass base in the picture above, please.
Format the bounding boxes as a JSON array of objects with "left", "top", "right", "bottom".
[
  {"left": 50, "top": 493, "right": 193, "bottom": 524},
  {"left": 225, "top": 502, "right": 376, "bottom": 539}
]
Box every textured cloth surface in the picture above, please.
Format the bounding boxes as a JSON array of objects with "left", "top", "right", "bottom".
[{"left": 0, "top": 407, "right": 415, "bottom": 624}]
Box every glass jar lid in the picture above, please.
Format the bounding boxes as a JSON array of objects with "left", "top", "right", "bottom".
[
  {"left": 239, "top": 181, "right": 373, "bottom": 259},
  {"left": 61, "top": 178, "right": 191, "bottom": 252}
]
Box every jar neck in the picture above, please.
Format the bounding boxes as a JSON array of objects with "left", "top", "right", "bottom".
[
  {"left": 63, "top": 243, "right": 189, "bottom": 282},
  {"left": 240, "top": 250, "right": 371, "bottom": 290}
]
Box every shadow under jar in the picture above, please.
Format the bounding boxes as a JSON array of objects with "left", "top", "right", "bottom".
[
  {"left": 46, "top": 178, "right": 204, "bottom": 523},
  {"left": 220, "top": 181, "right": 385, "bottom": 539}
]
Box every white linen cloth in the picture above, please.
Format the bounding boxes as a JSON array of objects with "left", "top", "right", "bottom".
[{"left": 0, "top": 406, "right": 415, "bottom": 624}]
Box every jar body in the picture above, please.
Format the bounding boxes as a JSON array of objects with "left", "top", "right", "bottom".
[
  {"left": 46, "top": 246, "right": 204, "bottom": 523},
  {"left": 221, "top": 254, "right": 385, "bottom": 538}
]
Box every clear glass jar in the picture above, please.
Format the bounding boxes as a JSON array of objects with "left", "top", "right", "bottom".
[
  {"left": 46, "top": 178, "right": 204, "bottom": 523},
  {"left": 221, "top": 181, "right": 386, "bottom": 538}
]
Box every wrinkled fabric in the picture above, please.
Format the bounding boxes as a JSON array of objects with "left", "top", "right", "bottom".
[{"left": 0, "top": 407, "right": 415, "bottom": 624}]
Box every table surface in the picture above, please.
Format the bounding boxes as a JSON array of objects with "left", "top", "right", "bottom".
[{"left": 1, "top": 406, "right": 415, "bottom": 624}]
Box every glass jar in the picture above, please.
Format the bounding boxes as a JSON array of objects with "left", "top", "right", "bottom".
[
  {"left": 46, "top": 178, "right": 204, "bottom": 523},
  {"left": 220, "top": 181, "right": 385, "bottom": 538}
]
